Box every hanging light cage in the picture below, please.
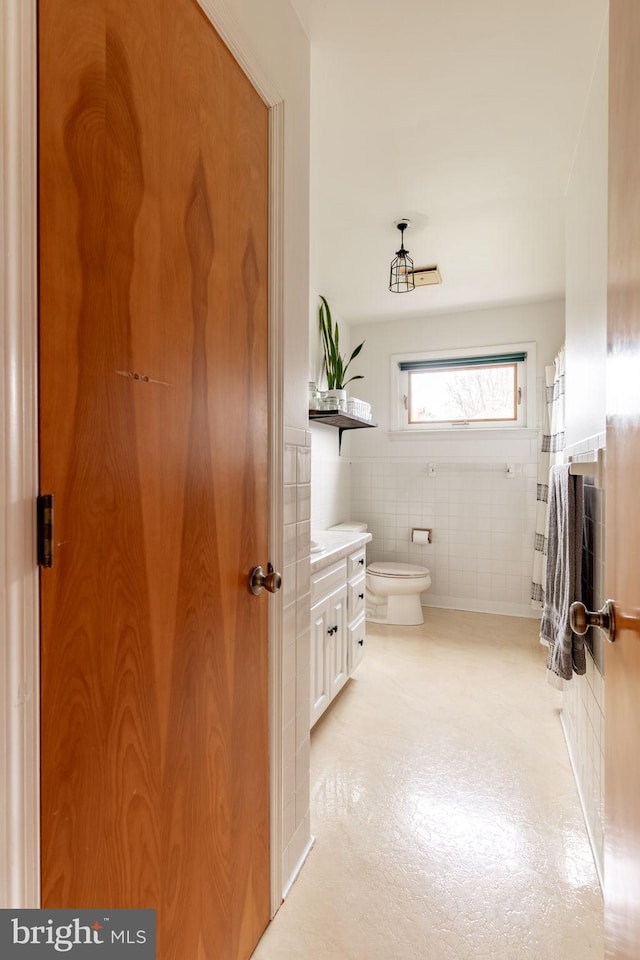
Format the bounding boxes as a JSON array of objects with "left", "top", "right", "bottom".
[{"left": 389, "top": 220, "right": 415, "bottom": 293}]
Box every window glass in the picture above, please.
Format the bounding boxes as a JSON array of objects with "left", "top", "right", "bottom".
[{"left": 408, "top": 363, "right": 518, "bottom": 424}]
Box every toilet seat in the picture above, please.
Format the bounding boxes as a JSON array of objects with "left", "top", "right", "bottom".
[{"left": 368, "top": 561, "right": 430, "bottom": 579}]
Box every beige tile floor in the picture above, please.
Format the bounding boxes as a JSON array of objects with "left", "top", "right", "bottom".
[{"left": 252, "top": 608, "right": 604, "bottom": 960}]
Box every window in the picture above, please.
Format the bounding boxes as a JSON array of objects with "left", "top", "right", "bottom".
[
  {"left": 405, "top": 354, "right": 523, "bottom": 425},
  {"left": 392, "top": 345, "right": 534, "bottom": 432}
]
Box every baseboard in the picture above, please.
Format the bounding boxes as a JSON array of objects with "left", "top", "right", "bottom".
[
  {"left": 560, "top": 713, "right": 604, "bottom": 893},
  {"left": 281, "top": 835, "right": 316, "bottom": 902},
  {"left": 422, "top": 595, "right": 540, "bottom": 620}
]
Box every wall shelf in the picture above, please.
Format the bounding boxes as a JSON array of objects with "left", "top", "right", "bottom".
[{"left": 309, "top": 409, "right": 377, "bottom": 453}]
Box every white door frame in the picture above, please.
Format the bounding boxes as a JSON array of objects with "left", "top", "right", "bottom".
[{"left": 0, "top": 0, "right": 286, "bottom": 917}]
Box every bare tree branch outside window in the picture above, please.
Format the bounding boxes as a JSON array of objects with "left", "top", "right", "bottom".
[{"left": 409, "top": 364, "right": 516, "bottom": 423}]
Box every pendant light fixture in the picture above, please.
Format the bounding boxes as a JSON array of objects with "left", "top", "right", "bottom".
[{"left": 389, "top": 218, "right": 415, "bottom": 293}]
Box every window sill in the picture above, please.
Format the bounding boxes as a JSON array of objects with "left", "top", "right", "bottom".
[{"left": 388, "top": 427, "right": 539, "bottom": 441}]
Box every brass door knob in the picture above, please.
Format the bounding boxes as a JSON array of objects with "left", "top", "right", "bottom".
[
  {"left": 249, "top": 564, "right": 282, "bottom": 596},
  {"left": 569, "top": 600, "right": 616, "bottom": 644}
]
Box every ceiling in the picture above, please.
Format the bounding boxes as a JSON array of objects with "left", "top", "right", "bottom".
[{"left": 296, "top": 0, "right": 608, "bottom": 324}]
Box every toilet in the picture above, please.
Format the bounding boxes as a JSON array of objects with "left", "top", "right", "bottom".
[
  {"left": 328, "top": 521, "right": 369, "bottom": 534},
  {"left": 366, "top": 561, "right": 431, "bottom": 625}
]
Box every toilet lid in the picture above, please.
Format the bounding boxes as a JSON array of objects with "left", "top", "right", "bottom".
[
  {"left": 329, "top": 521, "right": 368, "bottom": 532},
  {"left": 367, "top": 561, "right": 430, "bottom": 578}
]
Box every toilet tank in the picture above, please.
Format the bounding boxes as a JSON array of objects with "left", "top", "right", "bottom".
[{"left": 328, "top": 521, "right": 368, "bottom": 533}]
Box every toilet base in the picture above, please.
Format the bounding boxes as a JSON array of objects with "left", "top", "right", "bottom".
[{"left": 366, "top": 592, "right": 425, "bottom": 626}]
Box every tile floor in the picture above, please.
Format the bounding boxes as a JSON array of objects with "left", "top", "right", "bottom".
[{"left": 252, "top": 608, "right": 604, "bottom": 960}]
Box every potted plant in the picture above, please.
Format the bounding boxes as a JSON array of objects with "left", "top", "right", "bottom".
[{"left": 318, "top": 295, "right": 365, "bottom": 406}]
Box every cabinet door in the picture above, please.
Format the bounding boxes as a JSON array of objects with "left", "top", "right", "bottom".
[
  {"left": 348, "top": 613, "right": 366, "bottom": 673},
  {"left": 311, "top": 598, "right": 331, "bottom": 726},
  {"left": 347, "top": 573, "right": 366, "bottom": 623},
  {"left": 329, "top": 585, "right": 349, "bottom": 701}
]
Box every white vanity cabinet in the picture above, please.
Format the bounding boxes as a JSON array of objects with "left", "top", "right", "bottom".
[
  {"left": 310, "top": 581, "right": 348, "bottom": 726},
  {"left": 310, "top": 543, "right": 368, "bottom": 727},
  {"left": 347, "top": 547, "right": 366, "bottom": 674}
]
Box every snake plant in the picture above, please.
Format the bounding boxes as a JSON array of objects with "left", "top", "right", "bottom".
[{"left": 318, "top": 295, "right": 365, "bottom": 390}]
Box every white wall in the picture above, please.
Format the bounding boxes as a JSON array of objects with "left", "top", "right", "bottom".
[
  {"left": 345, "top": 299, "right": 564, "bottom": 457},
  {"left": 342, "top": 300, "right": 564, "bottom": 617},
  {"left": 227, "top": 0, "right": 311, "bottom": 433},
  {"left": 221, "top": 0, "right": 313, "bottom": 898},
  {"left": 309, "top": 289, "right": 356, "bottom": 390},
  {"left": 309, "top": 291, "right": 355, "bottom": 532},
  {"left": 310, "top": 423, "right": 351, "bottom": 530},
  {"left": 286, "top": 0, "right": 311, "bottom": 38},
  {"left": 309, "top": 286, "right": 324, "bottom": 387},
  {"left": 565, "top": 17, "right": 608, "bottom": 447},
  {"left": 561, "top": 10, "right": 608, "bottom": 888}
]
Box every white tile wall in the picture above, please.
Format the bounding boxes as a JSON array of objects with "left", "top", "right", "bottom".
[
  {"left": 561, "top": 432, "right": 606, "bottom": 887},
  {"left": 282, "top": 428, "right": 312, "bottom": 883},
  {"left": 351, "top": 457, "right": 539, "bottom": 618},
  {"left": 562, "top": 649, "right": 605, "bottom": 886}
]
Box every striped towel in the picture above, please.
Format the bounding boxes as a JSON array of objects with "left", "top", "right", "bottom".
[{"left": 540, "top": 464, "right": 585, "bottom": 683}]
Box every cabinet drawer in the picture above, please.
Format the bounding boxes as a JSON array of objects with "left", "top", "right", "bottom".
[
  {"left": 347, "top": 547, "right": 366, "bottom": 580},
  {"left": 348, "top": 613, "right": 366, "bottom": 673},
  {"left": 348, "top": 574, "right": 366, "bottom": 622},
  {"left": 311, "top": 558, "right": 347, "bottom": 607}
]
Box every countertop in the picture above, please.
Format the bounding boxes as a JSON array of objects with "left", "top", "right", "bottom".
[{"left": 310, "top": 530, "right": 372, "bottom": 573}]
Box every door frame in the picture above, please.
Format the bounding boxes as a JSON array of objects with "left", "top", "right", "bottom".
[{"left": 0, "top": 0, "right": 286, "bottom": 917}]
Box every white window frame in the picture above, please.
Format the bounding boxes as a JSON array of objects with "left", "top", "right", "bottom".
[{"left": 390, "top": 341, "right": 537, "bottom": 434}]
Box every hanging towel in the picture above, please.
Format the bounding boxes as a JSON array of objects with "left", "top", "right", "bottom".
[{"left": 540, "top": 464, "right": 585, "bottom": 683}]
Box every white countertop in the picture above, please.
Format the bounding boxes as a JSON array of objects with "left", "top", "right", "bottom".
[{"left": 310, "top": 530, "right": 372, "bottom": 573}]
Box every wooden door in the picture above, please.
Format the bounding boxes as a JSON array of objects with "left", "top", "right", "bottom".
[
  {"left": 606, "top": 2, "right": 640, "bottom": 956},
  {"left": 38, "top": 1, "right": 270, "bottom": 958}
]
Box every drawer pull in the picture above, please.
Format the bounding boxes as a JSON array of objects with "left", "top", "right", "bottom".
[
  {"left": 358, "top": 592, "right": 364, "bottom": 600},
  {"left": 357, "top": 638, "right": 364, "bottom": 646},
  {"left": 358, "top": 558, "right": 365, "bottom": 565}
]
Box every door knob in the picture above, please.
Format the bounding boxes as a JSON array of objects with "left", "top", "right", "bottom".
[
  {"left": 249, "top": 564, "right": 282, "bottom": 596},
  {"left": 569, "top": 600, "right": 616, "bottom": 644}
]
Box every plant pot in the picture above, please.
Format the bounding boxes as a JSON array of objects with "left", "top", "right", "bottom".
[{"left": 324, "top": 388, "right": 346, "bottom": 409}]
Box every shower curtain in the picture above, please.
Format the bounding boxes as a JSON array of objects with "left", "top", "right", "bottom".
[{"left": 531, "top": 346, "right": 566, "bottom": 610}]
